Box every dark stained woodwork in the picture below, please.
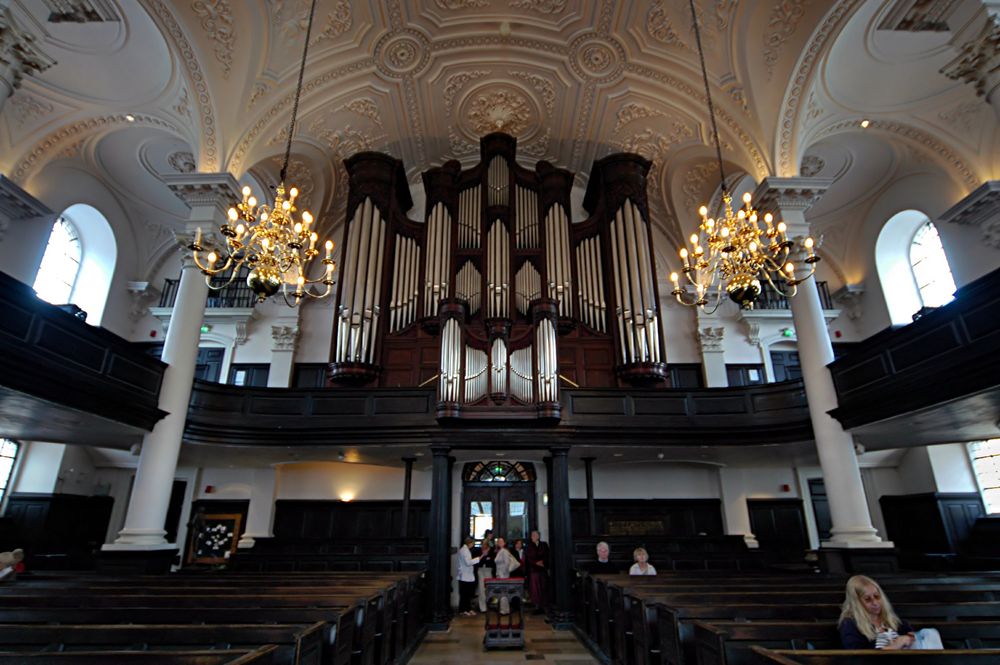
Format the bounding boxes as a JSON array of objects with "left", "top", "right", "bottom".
[
  {"left": 828, "top": 266, "right": 1000, "bottom": 447},
  {"left": 0, "top": 270, "right": 167, "bottom": 444}
]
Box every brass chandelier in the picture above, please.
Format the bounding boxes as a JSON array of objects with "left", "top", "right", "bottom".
[
  {"left": 190, "top": 0, "right": 335, "bottom": 306},
  {"left": 670, "top": 0, "right": 818, "bottom": 312}
]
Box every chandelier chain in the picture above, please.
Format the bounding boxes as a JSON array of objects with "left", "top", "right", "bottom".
[
  {"left": 281, "top": 0, "right": 318, "bottom": 185},
  {"left": 688, "top": 0, "right": 726, "bottom": 195}
]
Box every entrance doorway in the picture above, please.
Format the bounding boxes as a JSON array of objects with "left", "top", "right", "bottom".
[{"left": 461, "top": 461, "right": 537, "bottom": 545}]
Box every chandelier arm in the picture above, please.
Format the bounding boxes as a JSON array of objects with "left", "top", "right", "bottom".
[
  {"left": 205, "top": 267, "right": 241, "bottom": 291},
  {"left": 688, "top": 0, "right": 726, "bottom": 194},
  {"left": 280, "top": 0, "right": 318, "bottom": 184}
]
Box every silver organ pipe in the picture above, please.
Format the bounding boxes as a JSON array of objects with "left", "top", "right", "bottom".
[
  {"left": 458, "top": 185, "right": 481, "bottom": 249},
  {"left": 455, "top": 260, "right": 482, "bottom": 317},
  {"left": 486, "top": 220, "right": 509, "bottom": 319},
  {"left": 423, "top": 202, "right": 452, "bottom": 317},
  {"left": 514, "top": 261, "right": 541, "bottom": 317},
  {"left": 535, "top": 317, "right": 558, "bottom": 403},
  {"left": 336, "top": 197, "right": 386, "bottom": 364},
  {"left": 438, "top": 318, "right": 461, "bottom": 403},
  {"left": 610, "top": 199, "right": 661, "bottom": 364},
  {"left": 487, "top": 156, "right": 509, "bottom": 207},
  {"left": 510, "top": 346, "right": 534, "bottom": 404},
  {"left": 515, "top": 185, "right": 539, "bottom": 249},
  {"left": 490, "top": 337, "right": 508, "bottom": 397},
  {"left": 463, "top": 346, "right": 488, "bottom": 404},
  {"left": 544, "top": 205, "right": 573, "bottom": 317},
  {"left": 390, "top": 235, "right": 419, "bottom": 332},
  {"left": 575, "top": 236, "right": 606, "bottom": 333}
]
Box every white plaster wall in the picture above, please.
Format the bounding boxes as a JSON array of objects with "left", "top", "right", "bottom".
[
  {"left": 11, "top": 442, "right": 65, "bottom": 494},
  {"left": 296, "top": 299, "right": 337, "bottom": 363},
  {"left": 718, "top": 465, "right": 800, "bottom": 537},
  {"left": 896, "top": 447, "right": 938, "bottom": 494},
  {"left": 660, "top": 299, "right": 701, "bottom": 364},
  {"left": 276, "top": 461, "right": 432, "bottom": 501},
  {"left": 55, "top": 444, "right": 96, "bottom": 495},
  {"left": 859, "top": 466, "right": 905, "bottom": 541},
  {"left": 195, "top": 467, "right": 255, "bottom": 500},
  {"left": 569, "top": 463, "right": 721, "bottom": 499},
  {"left": 926, "top": 443, "right": 979, "bottom": 493},
  {"left": 0, "top": 214, "right": 53, "bottom": 285}
]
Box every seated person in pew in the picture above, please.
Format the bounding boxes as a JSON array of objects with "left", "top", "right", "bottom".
[
  {"left": 629, "top": 547, "right": 656, "bottom": 576},
  {"left": 838, "top": 575, "right": 943, "bottom": 650},
  {"left": 592, "top": 541, "right": 616, "bottom": 573}
]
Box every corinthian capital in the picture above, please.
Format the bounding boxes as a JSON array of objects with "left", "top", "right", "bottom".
[
  {"left": 942, "top": 13, "right": 1000, "bottom": 99},
  {"left": 0, "top": 8, "right": 56, "bottom": 92}
]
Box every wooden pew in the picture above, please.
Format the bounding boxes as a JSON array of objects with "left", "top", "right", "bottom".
[
  {"left": 749, "top": 645, "right": 1000, "bottom": 664},
  {"left": 0, "top": 623, "right": 324, "bottom": 665},
  {"left": 0, "top": 645, "right": 278, "bottom": 665},
  {"left": 694, "top": 620, "right": 1000, "bottom": 665}
]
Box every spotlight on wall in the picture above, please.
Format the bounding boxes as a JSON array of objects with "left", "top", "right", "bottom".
[{"left": 339, "top": 492, "right": 354, "bottom": 502}]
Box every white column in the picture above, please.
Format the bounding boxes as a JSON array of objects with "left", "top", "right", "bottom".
[
  {"left": 695, "top": 324, "right": 728, "bottom": 387},
  {"left": 238, "top": 467, "right": 278, "bottom": 548},
  {"left": 267, "top": 317, "right": 300, "bottom": 388},
  {"left": 105, "top": 174, "right": 241, "bottom": 550},
  {"left": 0, "top": 6, "right": 55, "bottom": 115},
  {"left": 755, "top": 178, "right": 888, "bottom": 549},
  {"left": 717, "top": 468, "right": 759, "bottom": 548}
]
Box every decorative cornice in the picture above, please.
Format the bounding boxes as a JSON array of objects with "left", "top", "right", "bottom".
[
  {"left": 941, "top": 14, "right": 1000, "bottom": 99},
  {"left": 938, "top": 180, "right": 1000, "bottom": 249},
  {"left": 696, "top": 326, "right": 725, "bottom": 353},
  {"left": 126, "top": 281, "right": 162, "bottom": 322},
  {"left": 832, "top": 283, "right": 865, "bottom": 321},
  {"left": 0, "top": 7, "right": 56, "bottom": 92},
  {"left": 753, "top": 176, "right": 833, "bottom": 214},
  {"left": 0, "top": 174, "right": 52, "bottom": 220},
  {"left": 162, "top": 172, "right": 241, "bottom": 219}
]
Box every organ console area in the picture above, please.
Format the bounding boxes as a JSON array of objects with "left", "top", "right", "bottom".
[{"left": 329, "top": 133, "right": 667, "bottom": 419}]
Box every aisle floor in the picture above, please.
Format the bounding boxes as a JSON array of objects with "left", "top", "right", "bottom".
[{"left": 411, "top": 612, "right": 600, "bottom": 665}]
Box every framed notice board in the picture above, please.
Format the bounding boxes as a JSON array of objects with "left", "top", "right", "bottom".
[{"left": 187, "top": 513, "right": 242, "bottom": 565}]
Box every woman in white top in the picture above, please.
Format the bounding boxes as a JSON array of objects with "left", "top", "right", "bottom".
[
  {"left": 457, "top": 536, "right": 489, "bottom": 615},
  {"left": 492, "top": 536, "right": 521, "bottom": 615},
  {"left": 629, "top": 546, "right": 657, "bottom": 576}
]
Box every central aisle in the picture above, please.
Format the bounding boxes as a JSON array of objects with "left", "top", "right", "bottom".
[{"left": 411, "top": 612, "right": 600, "bottom": 665}]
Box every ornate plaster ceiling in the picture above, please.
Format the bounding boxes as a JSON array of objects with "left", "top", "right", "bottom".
[{"left": 0, "top": 0, "right": 996, "bottom": 281}]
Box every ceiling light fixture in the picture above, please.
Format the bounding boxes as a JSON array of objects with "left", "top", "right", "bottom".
[
  {"left": 190, "top": 0, "right": 335, "bottom": 306},
  {"left": 860, "top": 119, "right": 870, "bottom": 128},
  {"left": 670, "top": 0, "right": 818, "bottom": 312}
]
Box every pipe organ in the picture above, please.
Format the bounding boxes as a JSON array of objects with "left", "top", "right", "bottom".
[{"left": 329, "top": 135, "right": 667, "bottom": 418}]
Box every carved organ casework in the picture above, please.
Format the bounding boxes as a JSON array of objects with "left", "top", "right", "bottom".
[{"left": 329, "top": 134, "right": 667, "bottom": 420}]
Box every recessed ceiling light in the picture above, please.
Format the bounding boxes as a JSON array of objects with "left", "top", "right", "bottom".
[
  {"left": 860, "top": 119, "right": 870, "bottom": 128},
  {"left": 125, "top": 114, "right": 136, "bottom": 122},
  {"left": 613, "top": 453, "right": 623, "bottom": 457}
]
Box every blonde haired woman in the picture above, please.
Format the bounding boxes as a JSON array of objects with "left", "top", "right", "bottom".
[
  {"left": 838, "top": 575, "right": 941, "bottom": 649},
  {"left": 628, "top": 547, "right": 656, "bottom": 576}
]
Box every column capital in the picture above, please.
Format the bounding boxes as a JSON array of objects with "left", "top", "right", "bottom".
[
  {"left": 549, "top": 444, "right": 571, "bottom": 456},
  {"left": 271, "top": 323, "right": 300, "bottom": 352},
  {"left": 753, "top": 177, "right": 834, "bottom": 217},
  {"left": 696, "top": 326, "right": 725, "bottom": 353},
  {"left": 938, "top": 180, "right": 1000, "bottom": 248},
  {"left": 163, "top": 172, "right": 242, "bottom": 222},
  {"left": 580, "top": 456, "right": 596, "bottom": 463},
  {"left": 429, "top": 444, "right": 451, "bottom": 456},
  {"left": 401, "top": 456, "right": 417, "bottom": 464},
  {"left": 0, "top": 8, "right": 56, "bottom": 90}
]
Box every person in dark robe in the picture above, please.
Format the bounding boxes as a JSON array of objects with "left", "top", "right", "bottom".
[{"left": 525, "top": 529, "right": 550, "bottom": 613}]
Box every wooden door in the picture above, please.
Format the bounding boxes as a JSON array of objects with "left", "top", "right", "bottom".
[
  {"left": 462, "top": 483, "right": 536, "bottom": 544},
  {"left": 747, "top": 498, "right": 809, "bottom": 554}
]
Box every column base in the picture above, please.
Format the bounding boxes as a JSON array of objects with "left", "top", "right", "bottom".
[
  {"left": 817, "top": 546, "right": 899, "bottom": 575},
  {"left": 825, "top": 525, "right": 893, "bottom": 548},
  {"left": 550, "top": 609, "right": 574, "bottom": 630},
  {"left": 742, "top": 534, "right": 760, "bottom": 549},
  {"left": 105, "top": 527, "right": 172, "bottom": 549},
  {"left": 237, "top": 535, "right": 257, "bottom": 549},
  {"left": 96, "top": 547, "right": 178, "bottom": 574}
]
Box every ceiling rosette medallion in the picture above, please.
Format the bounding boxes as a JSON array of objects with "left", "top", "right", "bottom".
[
  {"left": 569, "top": 33, "right": 626, "bottom": 83},
  {"left": 374, "top": 29, "right": 431, "bottom": 77}
]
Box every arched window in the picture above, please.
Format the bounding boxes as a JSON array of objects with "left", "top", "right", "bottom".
[
  {"left": 0, "top": 439, "right": 20, "bottom": 504},
  {"left": 32, "top": 217, "right": 81, "bottom": 304},
  {"left": 909, "top": 221, "right": 956, "bottom": 309}
]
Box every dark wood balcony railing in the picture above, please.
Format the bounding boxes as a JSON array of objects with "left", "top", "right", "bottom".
[
  {"left": 755, "top": 280, "right": 832, "bottom": 310},
  {"left": 159, "top": 272, "right": 256, "bottom": 309}
]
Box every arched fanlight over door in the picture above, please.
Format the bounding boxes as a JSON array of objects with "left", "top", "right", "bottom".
[{"left": 463, "top": 460, "right": 536, "bottom": 483}]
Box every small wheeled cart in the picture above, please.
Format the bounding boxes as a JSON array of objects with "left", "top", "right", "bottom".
[{"left": 483, "top": 578, "right": 525, "bottom": 649}]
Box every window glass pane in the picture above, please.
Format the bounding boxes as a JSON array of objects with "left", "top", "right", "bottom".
[
  {"left": 910, "top": 222, "right": 956, "bottom": 309},
  {"left": 469, "top": 501, "right": 493, "bottom": 541},
  {"left": 0, "top": 439, "right": 19, "bottom": 501},
  {"left": 969, "top": 440, "right": 1000, "bottom": 514},
  {"left": 33, "top": 218, "right": 82, "bottom": 305},
  {"left": 506, "top": 500, "right": 528, "bottom": 542}
]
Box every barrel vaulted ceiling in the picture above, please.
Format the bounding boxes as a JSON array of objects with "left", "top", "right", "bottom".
[{"left": 1, "top": 0, "right": 997, "bottom": 287}]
